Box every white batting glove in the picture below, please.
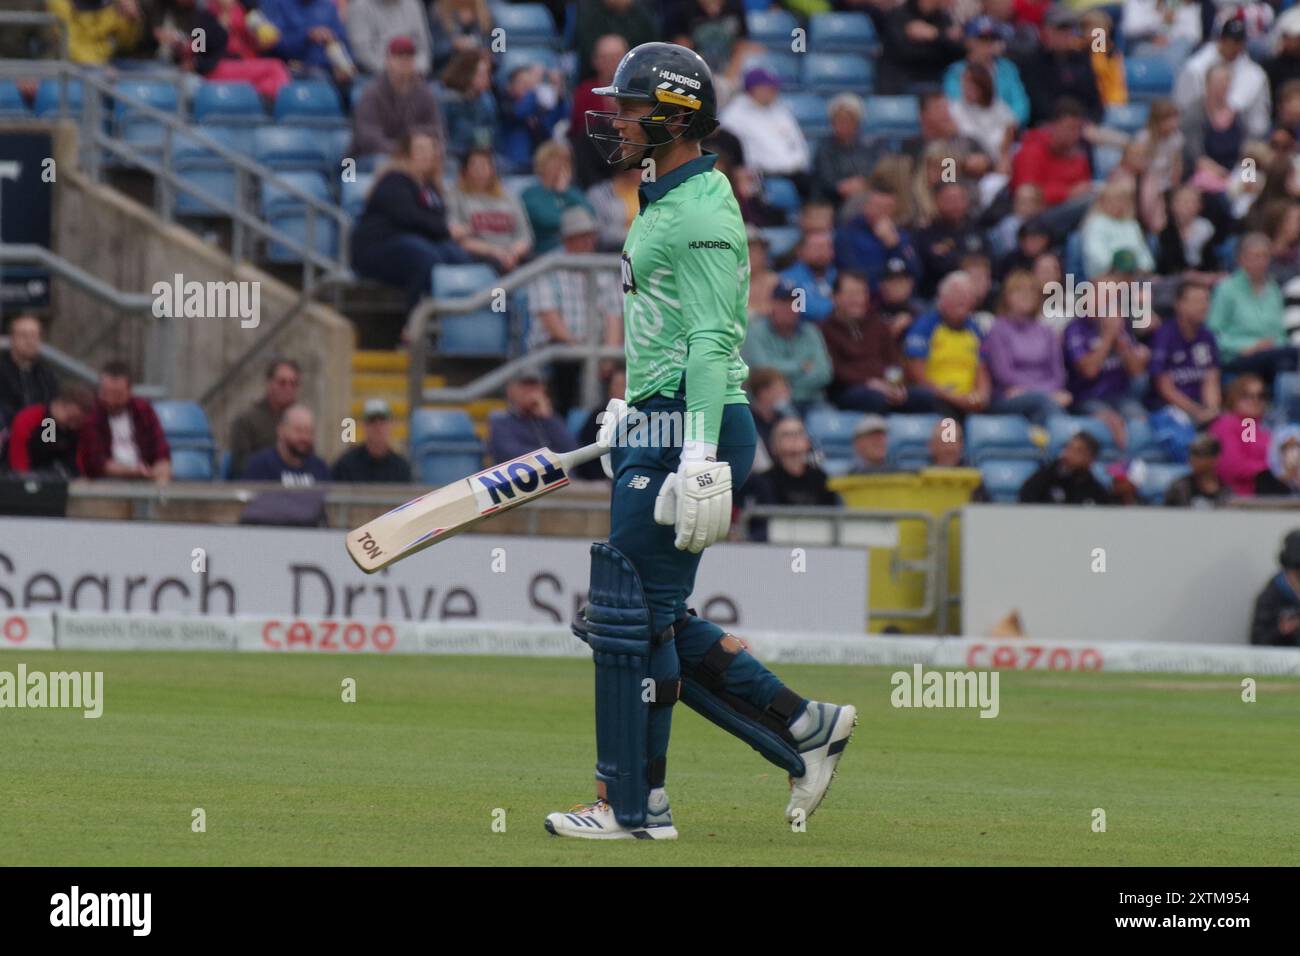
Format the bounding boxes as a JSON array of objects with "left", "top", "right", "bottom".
[
  {"left": 654, "top": 441, "right": 732, "bottom": 553},
  {"left": 595, "top": 397, "right": 627, "bottom": 479}
]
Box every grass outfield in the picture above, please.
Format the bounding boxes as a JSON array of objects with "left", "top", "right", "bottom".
[{"left": 2, "top": 650, "right": 1298, "bottom": 866}]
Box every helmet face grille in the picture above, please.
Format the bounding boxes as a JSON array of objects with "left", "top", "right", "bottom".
[{"left": 585, "top": 108, "right": 694, "bottom": 167}]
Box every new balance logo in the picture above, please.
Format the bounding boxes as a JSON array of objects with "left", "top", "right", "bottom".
[{"left": 628, "top": 475, "right": 651, "bottom": 490}]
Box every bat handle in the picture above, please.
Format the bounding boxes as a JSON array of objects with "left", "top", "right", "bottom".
[{"left": 556, "top": 442, "right": 605, "bottom": 471}]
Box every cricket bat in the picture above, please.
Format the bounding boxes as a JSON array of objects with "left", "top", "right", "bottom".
[{"left": 345, "top": 442, "right": 605, "bottom": 573}]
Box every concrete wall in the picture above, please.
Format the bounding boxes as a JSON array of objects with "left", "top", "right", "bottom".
[{"left": 42, "top": 122, "right": 354, "bottom": 460}]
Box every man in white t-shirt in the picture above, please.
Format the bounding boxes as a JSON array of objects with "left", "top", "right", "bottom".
[
  {"left": 719, "top": 66, "right": 811, "bottom": 186},
  {"left": 1175, "top": 16, "right": 1272, "bottom": 140}
]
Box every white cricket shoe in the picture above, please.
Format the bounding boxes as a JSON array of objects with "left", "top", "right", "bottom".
[
  {"left": 544, "top": 791, "right": 678, "bottom": 841},
  {"left": 785, "top": 701, "right": 857, "bottom": 823}
]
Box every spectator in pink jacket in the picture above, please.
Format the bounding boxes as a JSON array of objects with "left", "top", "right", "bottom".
[{"left": 1207, "top": 373, "right": 1272, "bottom": 495}]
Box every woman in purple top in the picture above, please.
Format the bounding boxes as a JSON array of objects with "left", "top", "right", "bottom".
[
  {"left": 1062, "top": 292, "right": 1150, "bottom": 451},
  {"left": 981, "top": 270, "right": 1072, "bottom": 424}
]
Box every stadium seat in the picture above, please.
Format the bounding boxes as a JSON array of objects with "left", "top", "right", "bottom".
[
  {"left": 416, "top": 447, "right": 487, "bottom": 486},
  {"left": 431, "top": 263, "right": 510, "bottom": 356},
  {"left": 341, "top": 174, "right": 373, "bottom": 218},
  {"left": 887, "top": 414, "right": 941, "bottom": 469},
  {"left": 113, "top": 79, "right": 181, "bottom": 151},
  {"left": 1064, "top": 231, "right": 1087, "bottom": 280},
  {"left": 171, "top": 447, "right": 216, "bottom": 481},
  {"left": 410, "top": 410, "right": 487, "bottom": 486},
  {"left": 802, "top": 54, "right": 873, "bottom": 95},
  {"left": 496, "top": 46, "right": 561, "bottom": 87},
  {"left": 740, "top": 51, "right": 802, "bottom": 88},
  {"left": 260, "top": 171, "right": 337, "bottom": 263},
  {"left": 0, "top": 81, "right": 29, "bottom": 118},
  {"left": 1273, "top": 371, "right": 1300, "bottom": 423},
  {"left": 1134, "top": 461, "right": 1188, "bottom": 503},
  {"left": 410, "top": 407, "right": 477, "bottom": 447},
  {"left": 566, "top": 406, "right": 589, "bottom": 438},
  {"left": 1125, "top": 417, "right": 1167, "bottom": 462},
  {"left": 1093, "top": 144, "right": 1123, "bottom": 181},
  {"left": 763, "top": 176, "right": 800, "bottom": 218},
  {"left": 806, "top": 407, "right": 861, "bottom": 461},
  {"left": 172, "top": 125, "right": 259, "bottom": 216},
  {"left": 785, "top": 92, "right": 831, "bottom": 142},
  {"left": 273, "top": 80, "right": 344, "bottom": 127},
  {"left": 762, "top": 226, "right": 801, "bottom": 260},
  {"left": 327, "top": 128, "right": 352, "bottom": 166},
  {"left": 809, "top": 12, "right": 879, "bottom": 53},
  {"left": 1103, "top": 102, "right": 1149, "bottom": 136},
  {"left": 979, "top": 459, "right": 1039, "bottom": 502},
  {"left": 33, "top": 79, "right": 83, "bottom": 117},
  {"left": 866, "top": 95, "right": 920, "bottom": 138},
  {"left": 747, "top": 9, "right": 799, "bottom": 50},
  {"left": 502, "top": 174, "right": 537, "bottom": 198},
  {"left": 192, "top": 81, "right": 263, "bottom": 123},
  {"left": 1125, "top": 57, "right": 1175, "bottom": 100},
  {"left": 1047, "top": 416, "right": 1119, "bottom": 462},
  {"left": 489, "top": 2, "right": 559, "bottom": 47},
  {"left": 966, "top": 415, "right": 1040, "bottom": 465},
  {"left": 153, "top": 400, "right": 215, "bottom": 448},
  {"left": 254, "top": 126, "right": 333, "bottom": 177}
]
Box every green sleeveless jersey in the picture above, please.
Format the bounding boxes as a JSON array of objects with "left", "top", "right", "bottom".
[{"left": 619, "top": 153, "right": 750, "bottom": 448}]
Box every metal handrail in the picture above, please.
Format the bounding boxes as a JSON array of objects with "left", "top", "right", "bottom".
[{"left": 0, "top": 12, "right": 68, "bottom": 60}]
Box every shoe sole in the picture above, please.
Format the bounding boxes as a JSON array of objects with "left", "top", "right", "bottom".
[
  {"left": 787, "top": 705, "right": 858, "bottom": 822},
  {"left": 544, "top": 817, "right": 679, "bottom": 841}
]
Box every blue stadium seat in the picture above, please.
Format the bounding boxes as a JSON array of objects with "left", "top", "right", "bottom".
[
  {"left": 966, "top": 414, "right": 1039, "bottom": 465},
  {"left": 785, "top": 92, "right": 831, "bottom": 142},
  {"left": 980, "top": 458, "right": 1039, "bottom": 502},
  {"left": 260, "top": 171, "right": 337, "bottom": 263},
  {"left": 802, "top": 54, "right": 873, "bottom": 94},
  {"left": 1125, "top": 57, "right": 1175, "bottom": 100},
  {"left": 496, "top": 46, "right": 561, "bottom": 87},
  {"left": 1064, "top": 230, "right": 1087, "bottom": 280},
  {"left": 806, "top": 407, "right": 861, "bottom": 460},
  {"left": 490, "top": 2, "right": 559, "bottom": 47},
  {"left": 192, "top": 81, "right": 263, "bottom": 123},
  {"left": 887, "top": 413, "right": 942, "bottom": 469},
  {"left": 410, "top": 409, "right": 487, "bottom": 486},
  {"left": 740, "top": 51, "right": 802, "bottom": 88},
  {"left": 254, "top": 126, "right": 333, "bottom": 176},
  {"left": 0, "top": 80, "right": 29, "bottom": 118},
  {"left": 747, "top": 9, "right": 799, "bottom": 51},
  {"left": 172, "top": 126, "right": 258, "bottom": 216},
  {"left": 153, "top": 400, "right": 214, "bottom": 447},
  {"left": 416, "top": 448, "right": 487, "bottom": 485},
  {"left": 273, "top": 80, "right": 344, "bottom": 127},
  {"left": 866, "top": 95, "right": 920, "bottom": 137},
  {"left": 410, "top": 407, "right": 477, "bottom": 447},
  {"left": 1047, "top": 415, "right": 1119, "bottom": 462},
  {"left": 566, "top": 406, "right": 590, "bottom": 438},
  {"left": 762, "top": 225, "right": 801, "bottom": 260},
  {"left": 1135, "top": 461, "right": 1188, "bottom": 503},
  {"left": 326, "top": 127, "right": 352, "bottom": 165},
  {"left": 1103, "top": 102, "right": 1149, "bottom": 136},
  {"left": 33, "top": 79, "right": 83, "bottom": 117},
  {"left": 341, "top": 174, "right": 373, "bottom": 218},
  {"left": 1125, "top": 416, "right": 1167, "bottom": 462},
  {"left": 171, "top": 447, "right": 216, "bottom": 481},
  {"left": 763, "top": 176, "right": 800, "bottom": 218},
  {"left": 1273, "top": 371, "right": 1300, "bottom": 423},
  {"left": 113, "top": 79, "right": 180, "bottom": 151},
  {"left": 1093, "top": 144, "right": 1123, "bottom": 181},
  {"left": 502, "top": 174, "right": 537, "bottom": 198},
  {"left": 809, "top": 11, "right": 879, "bottom": 53},
  {"left": 432, "top": 264, "right": 510, "bottom": 356}
]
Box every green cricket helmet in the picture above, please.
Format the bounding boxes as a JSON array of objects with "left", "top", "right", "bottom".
[{"left": 585, "top": 41, "right": 719, "bottom": 166}]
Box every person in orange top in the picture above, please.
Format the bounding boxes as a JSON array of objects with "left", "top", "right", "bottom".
[{"left": 1082, "top": 9, "right": 1127, "bottom": 106}]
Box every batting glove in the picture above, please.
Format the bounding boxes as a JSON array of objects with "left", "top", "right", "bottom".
[
  {"left": 654, "top": 442, "right": 732, "bottom": 553},
  {"left": 595, "top": 397, "right": 627, "bottom": 479}
]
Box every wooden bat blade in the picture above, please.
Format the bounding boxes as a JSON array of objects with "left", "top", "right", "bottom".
[{"left": 345, "top": 443, "right": 603, "bottom": 573}]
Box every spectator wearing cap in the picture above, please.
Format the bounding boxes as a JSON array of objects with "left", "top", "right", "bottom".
[
  {"left": 876, "top": 256, "right": 924, "bottom": 339},
  {"left": 718, "top": 67, "right": 811, "bottom": 190},
  {"left": 439, "top": 50, "right": 498, "bottom": 158},
  {"left": 915, "top": 181, "right": 989, "bottom": 299},
  {"left": 243, "top": 404, "right": 331, "bottom": 486},
  {"left": 1175, "top": 15, "right": 1271, "bottom": 141},
  {"left": 1012, "top": 6, "right": 1103, "bottom": 126},
  {"left": 79, "top": 360, "right": 172, "bottom": 484},
  {"left": 522, "top": 141, "right": 595, "bottom": 254},
  {"left": 982, "top": 269, "right": 1072, "bottom": 425},
  {"left": 903, "top": 271, "right": 990, "bottom": 418},
  {"left": 259, "top": 0, "right": 352, "bottom": 80},
  {"left": 778, "top": 230, "right": 837, "bottom": 324},
  {"left": 4, "top": 383, "right": 94, "bottom": 478},
  {"left": 1208, "top": 233, "right": 1296, "bottom": 383},
  {"left": 821, "top": 270, "right": 932, "bottom": 414},
  {"left": 1010, "top": 98, "right": 1093, "bottom": 215},
  {"left": 331, "top": 399, "right": 413, "bottom": 482},
  {"left": 500, "top": 62, "right": 569, "bottom": 173},
  {"left": 1081, "top": 179, "right": 1155, "bottom": 279},
  {"left": 350, "top": 36, "right": 442, "bottom": 157},
  {"left": 943, "top": 15, "right": 1029, "bottom": 127},
  {"left": 585, "top": 165, "right": 641, "bottom": 252},
  {"left": 0, "top": 313, "right": 58, "bottom": 432},
  {"left": 527, "top": 205, "right": 623, "bottom": 415},
  {"left": 1248, "top": 530, "right": 1300, "bottom": 646},
  {"left": 849, "top": 414, "right": 892, "bottom": 474},
  {"left": 834, "top": 179, "right": 922, "bottom": 289},
  {"left": 879, "top": 0, "right": 966, "bottom": 95},
  {"left": 488, "top": 370, "right": 577, "bottom": 465},
  {"left": 1018, "top": 431, "right": 1113, "bottom": 504},
  {"left": 446, "top": 147, "right": 535, "bottom": 272},
  {"left": 1163, "top": 433, "right": 1229, "bottom": 507},
  {"left": 1147, "top": 282, "right": 1222, "bottom": 457},
  {"left": 346, "top": 0, "right": 432, "bottom": 76},
  {"left": 1255, "top": 425, "right": 1300, "bottom": 497},
  {"left": 811, "top": 93, "right": 883, "bottom": 207},
  {"left": 1207, "top": 373, "right": 1273, "bottom": 496},
  {"left": 743, "top": 278, "right": 833, "bottom": 410}
]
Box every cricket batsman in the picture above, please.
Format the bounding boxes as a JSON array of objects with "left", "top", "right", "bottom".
[{"left": 545, "top": 42, "right": 857, "bottom": 840}]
